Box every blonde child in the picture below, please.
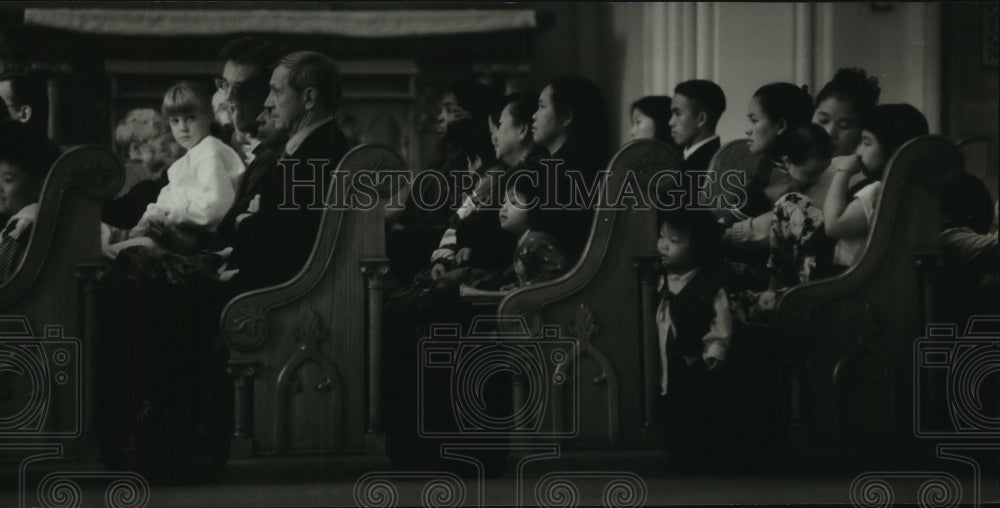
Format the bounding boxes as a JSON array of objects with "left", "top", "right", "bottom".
[{"left": 109, "top": 81, "right": 245, "bottom": 255}]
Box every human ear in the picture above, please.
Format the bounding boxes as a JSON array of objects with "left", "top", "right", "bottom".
[
  {"left": 302, "top": 87, "right": 317, "bottom": 110},
  {"left": 560, "top": 110, "right": 573, "bottom": 129},
  {"left": 696, "top": 110, "right": 707, "bottom": 129},
  {"left": 517, "top": 124, "right": 529, "bottom": 143},
  {"left": 19, "top": 105, "right": 32, "bottom": 123},
  {"left": 776, "top": 119, "right": 788, "bottom": 135}
]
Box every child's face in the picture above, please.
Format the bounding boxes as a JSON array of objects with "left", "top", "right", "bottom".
[
  {"left": 498, "top": 189, "right": 530, "bottom": 234},
  {"left": 169, "top": 112, "right": 212, "bottom": 150},
  {"left": 657, "top": 222, "right": 695, "bottom": 271},
  {"left": 856, "top": 130, "right": 887, "bottom": 179},
  {"left": 0, "top": 161, "right": 39, "bottom": 216},
  {"left": 746, "top": 97, "right": 783, "bottom": 155}
]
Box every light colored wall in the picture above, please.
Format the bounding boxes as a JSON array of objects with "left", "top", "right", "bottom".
[{"left": 549, "top": 2, "right": 945, "bottom": 148}]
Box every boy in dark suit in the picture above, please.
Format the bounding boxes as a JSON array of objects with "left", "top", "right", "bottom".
[{"left": 669, "top": 80, "right": 726, "bottom": 172}]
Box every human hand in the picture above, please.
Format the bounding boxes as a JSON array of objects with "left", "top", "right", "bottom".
[
  {"left": 147, "top": 219, "right": 199, "bottom": 254},
  {"left": 830, "top": 154, "right": 863, "bottom": 176},
  {"left": 454, "top": 248, "right": 472, "bottom": 266},
  {"left": 430, "top": 263, "right": 447, "bottom": 280}
]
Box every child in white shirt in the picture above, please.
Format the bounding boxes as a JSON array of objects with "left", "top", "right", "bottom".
[{"left": 109, "top": 81, "right": 244, "bottom": 255}]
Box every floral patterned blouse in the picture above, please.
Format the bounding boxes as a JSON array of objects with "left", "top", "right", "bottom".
[{"left": 513, "top": 229, "right": 568, "bottom": 287}]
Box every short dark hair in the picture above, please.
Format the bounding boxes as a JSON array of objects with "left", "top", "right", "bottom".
[
  {"left": 631, "top": 95, "right": 676, "bottom": 146},
  {"left": 218, "top": 37, "right": 283, "bottom": 77},
  {"left": 0, "top": 121, "right": 60, "bottom": 186},
  {"left": 772, "top": 124, "right": 833, "bottom": 165},
  {"left": 278, "top": 51, "right": 341, "bottom": 113},
  {"left": 673, "top": 80, "right": 727, "bottom": 129},
  {"left": 0, "top": 71, "right": 49, "bottom": 135},
  {"left": 815, "top": 67, "right": 881, "bottom": 125},
  {"left": 862, "top": 103, "right": 929, "bottom": 157},
  {"left": 657, "top": 207, "right": 723, "bottom": 270},
  {"left": 752, "top": 82, "right": 813, "bottom": 129},
  {"left": 230, "top": 74, "right": 270, "bottom": 136}
]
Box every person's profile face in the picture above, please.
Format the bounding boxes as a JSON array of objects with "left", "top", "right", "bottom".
[
  {"left": 669, "top": 94, "right": 701, "bottom": 147},
  {"left": 262, "top": 65, "right": 305, "bottom": 135},
  {"left": 0, "top": 161, "right": 38, "bottom": 216},
  {"left": 746, "top": 97, "right": 782, "bottom": 155},
  {"left": 631, "top": 108, "right": 657, "bottom": 141}
]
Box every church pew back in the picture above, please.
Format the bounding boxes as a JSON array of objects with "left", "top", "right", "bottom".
[
  {"left": 220, "top": 144, "right": 404, "bottom": 458},
  {"left": 497, "top": 139, "right": 681, "bottom": 450},
  {"left": 775, "top": 135, "right": 963, "bottom": 466}
]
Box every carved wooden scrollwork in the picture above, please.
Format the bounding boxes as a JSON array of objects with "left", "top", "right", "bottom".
[
  {"left": 69, "top": 150, "right": 125, "bottom": 200},
  {"left": 226, "top": 305, "right": 269, "bottom": 352},
  {"left": 274, "top": 308, "right": 345, "bottom": 453},
  {"left": 558, "top": 303, "right": 620, "bottom": 444}
]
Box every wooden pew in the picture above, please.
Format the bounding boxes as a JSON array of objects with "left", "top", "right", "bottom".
[
  {"left": 0, "top": 146, "right": 124, "bottom": 460},
  {"left": 220, "top": 144, "right": 404, "bottom": 460},
  {"left": 706, "top": 139, "right": 762, "bottom": 223},
  {"left": 774, "top": 135, "right": 963, "bottom": 468},
  {"left": 495, "top": 139, "right": 681, "bottom": 452}
]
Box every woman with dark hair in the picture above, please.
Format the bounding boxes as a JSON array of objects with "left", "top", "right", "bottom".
[
  {"left": 386, "top": 78, "right": 500, "bottom": 284},
  {"left": 813, "top": 67, "right": 881, "bottom": 157},
  {"left": 530, "top": 75, "right": 610, "bottom": 262},
  {"left": 630, "top": 95, "right": 679, "bottom": 148}
]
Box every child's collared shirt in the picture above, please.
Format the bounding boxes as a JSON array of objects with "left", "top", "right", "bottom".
[{"left": 655, "top": 266, "right": 732, "bottom": 395}]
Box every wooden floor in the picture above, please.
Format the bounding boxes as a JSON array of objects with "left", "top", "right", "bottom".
[{"left": 2, "top": 458, "right": 998, "bottom": 507}]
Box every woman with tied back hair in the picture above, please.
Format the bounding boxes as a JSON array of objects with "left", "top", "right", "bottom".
[
  {"left": 724, "top": 82, "right": 815, "bottom": 229},
  {"left": 630, "top": 95, "right": 680, "bottom": 149},
  {"left": 386, "top": 78, "right": 500, "bottom": 284},
  {"left": 813, "top": 67, "right": 881, "bottom": 158},
  {"left": 530, "top": 74, "right": 610, "bottom": 263}
]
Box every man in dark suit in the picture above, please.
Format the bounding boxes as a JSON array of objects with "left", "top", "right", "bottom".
[
  {"left": 669, "top": 80, "right": 726, "bottom": 172},
  {"left": 226, "top": 51, "right": 351, "bottom": 291},
  {"left": 151, "top": 51, "right": 349, "bottom": 291}
]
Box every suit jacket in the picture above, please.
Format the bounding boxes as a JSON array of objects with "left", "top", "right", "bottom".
[
  {"left": 229, "top": 120, "right": 350, "bottom": 291},
  {"left": 215, "top": 144, "right": 280, "bottom": 243},
  {"left": 681, "top": 137, "right": 721, "bottom": 172}
]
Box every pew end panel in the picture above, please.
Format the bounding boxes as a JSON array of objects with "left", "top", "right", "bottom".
[
  {"left": 221, "top": 144, "right": 404, "bottom": 460},
  {"left": 775, "top": 135, "right": 964, "bottom": 468},
  {"left": 0, "top": 146, "right": 124, "bottom": 462},
  {"left": 497, "top": 139, "right": 681, "bottom": 451}
]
